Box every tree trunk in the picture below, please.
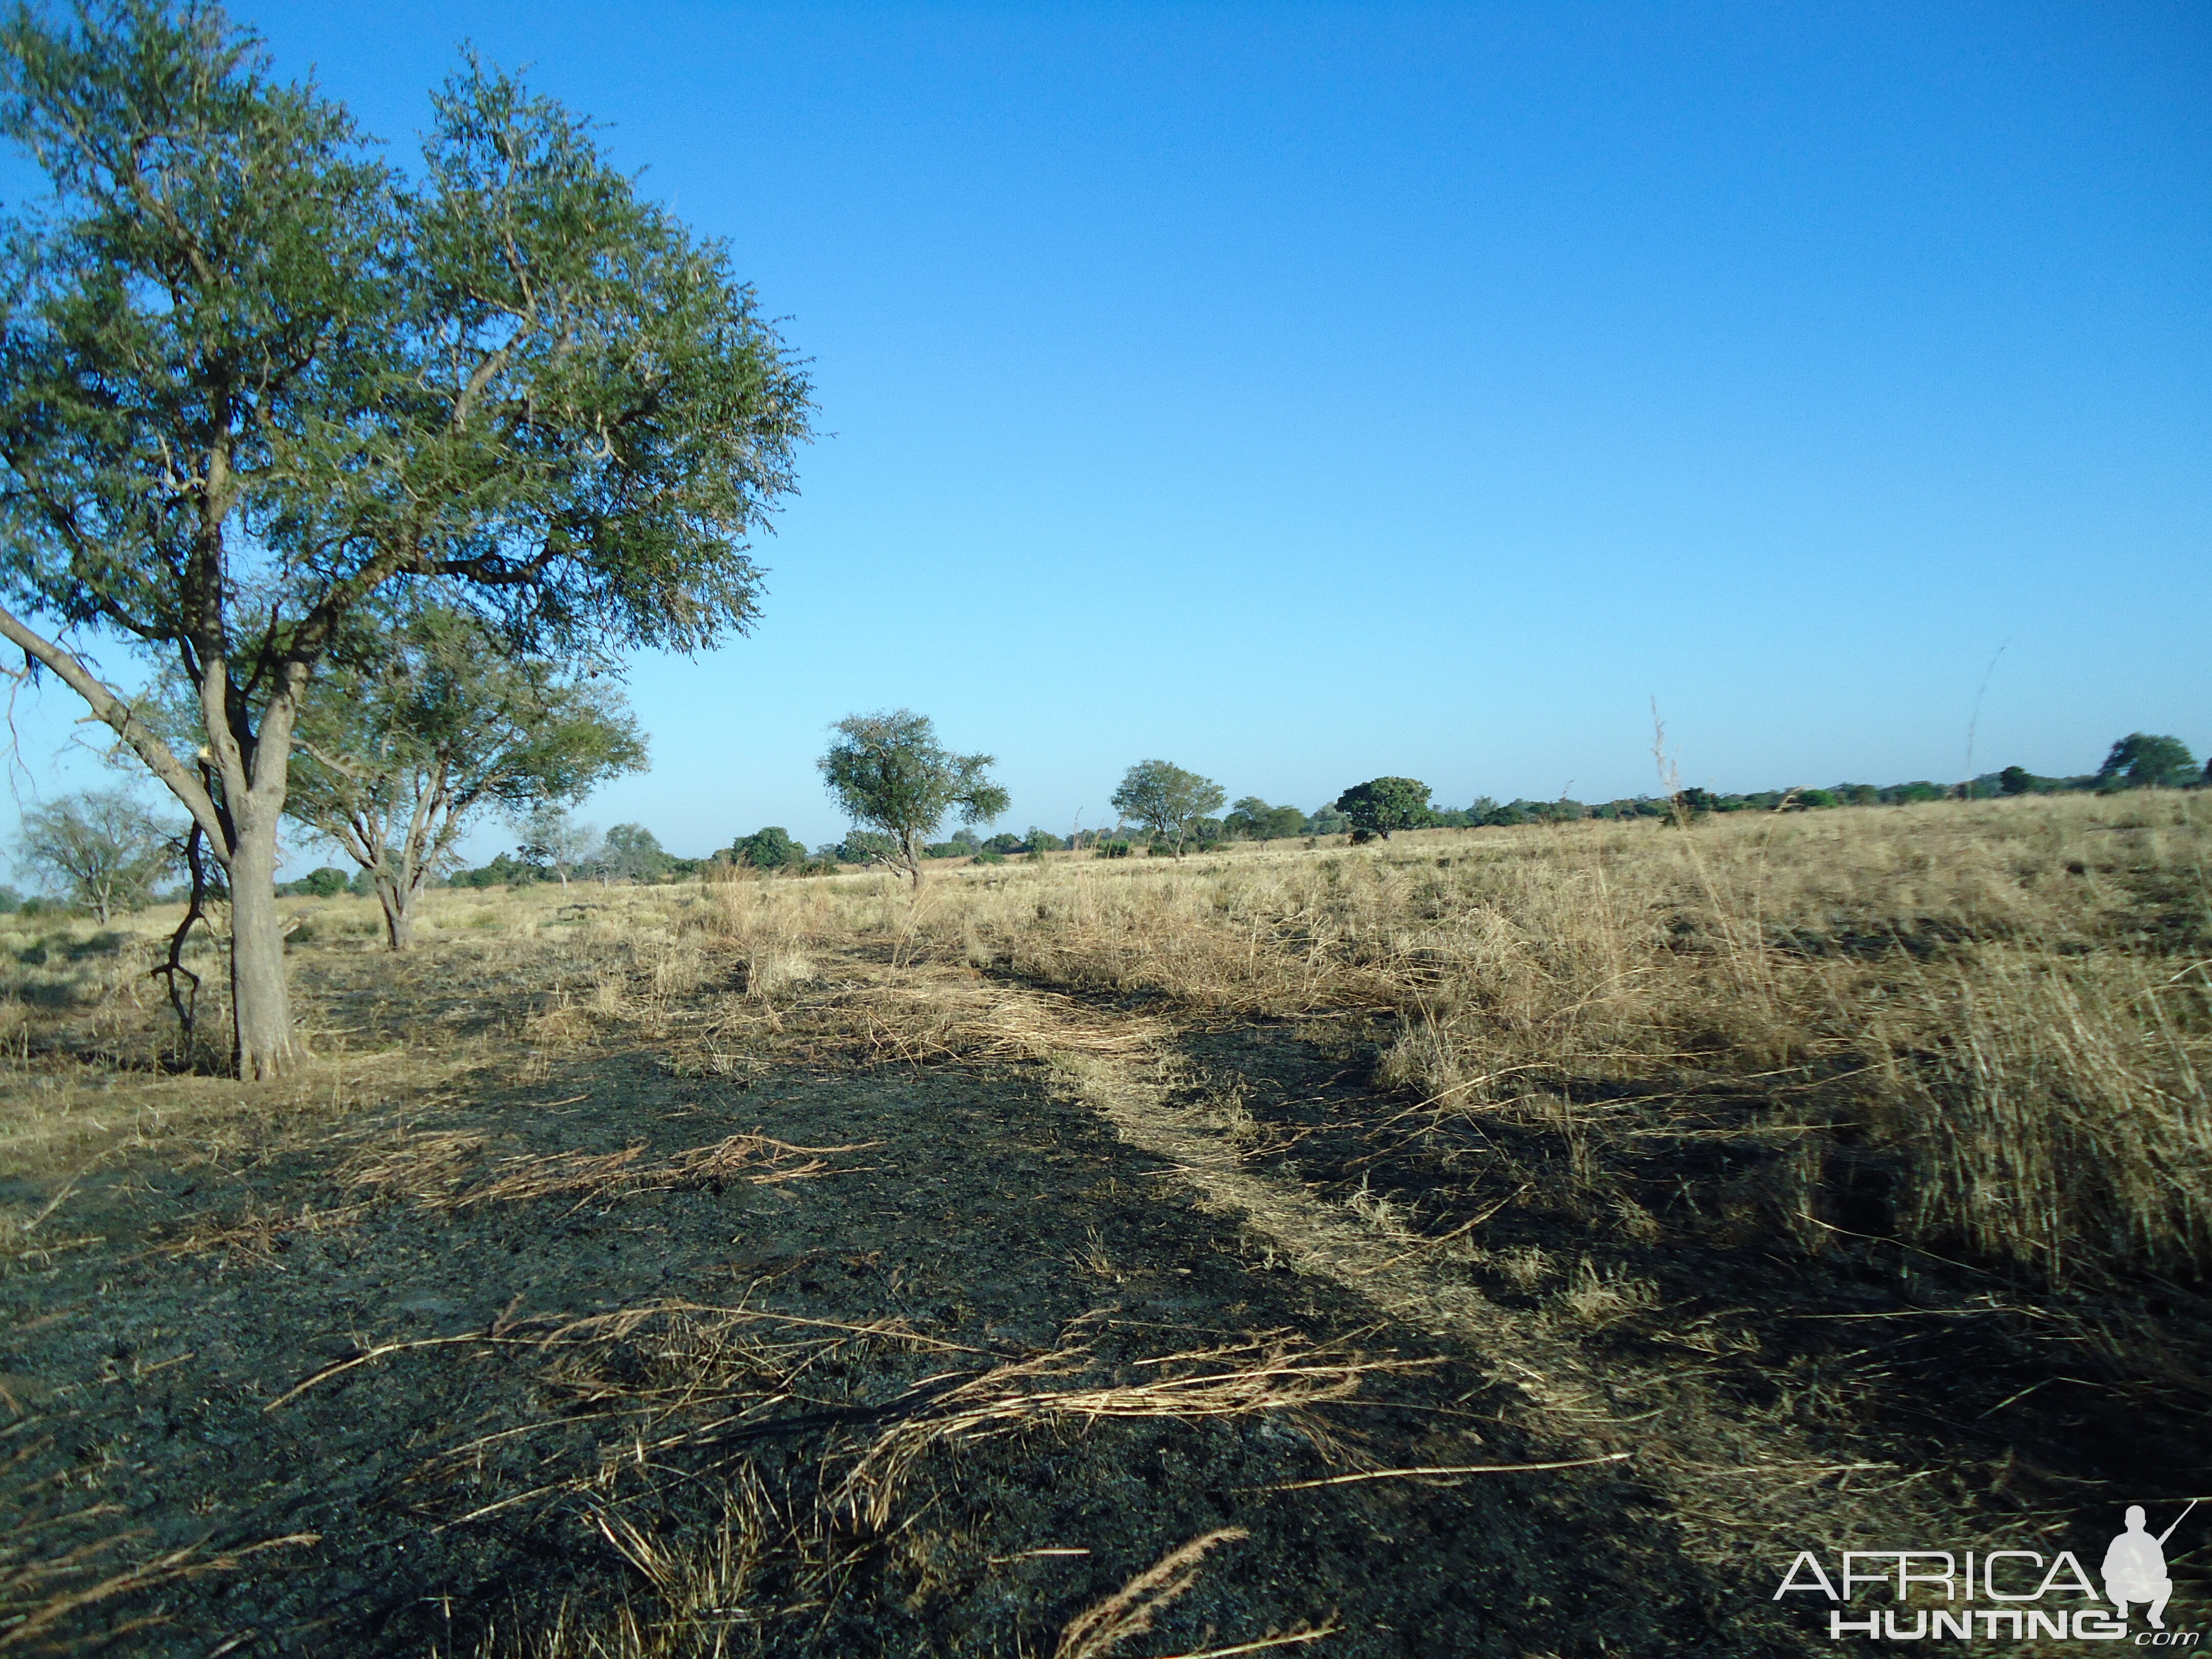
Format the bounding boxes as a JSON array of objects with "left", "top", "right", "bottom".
[
  {"left": 374, "top": 873, "right": 415, "bottom": 949},
  {"left": 226, "top": 807, "right": 303, "bottom": 1080}
]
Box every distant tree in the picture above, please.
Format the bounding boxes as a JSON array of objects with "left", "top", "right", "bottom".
[
  {"left": 1792, "top": 789, "right": 1840, "bottom": 810},
  {"left": 599, "top": 825, "right": 671, "bottom": 884},
  {"left": 1333, "top": 777, "right": 1434, "bottom": 839},
  {"left": 731, "top": 826, "right": 805, "bottom": 871},
  {"left": 12, "top": 789, "right": 175, "bottom": 921},
  {"left": 1024, "top": 827, "right": 1066, "bottom": 853},
  {"left": 283, "top": 608, "right": 646, "bottom": 946},
  {"left": 448, "top": 850, "right": 534, "bottom": 889},
  {"left": 1998, "top": 766, "right": 2034, "bottom": 797},
  {"left": 280, "top": 866, "right": 349, "bottom": 898},
  {"left": 1835, "top": 783, "right": 1882, "bottom": 806},
  {"left": 518, "top": 806, "right": 600, "bottom": 889},
  {"left": 1307, "top": 803, "right": 1350, "bottom": 836},
  {"left": 1670, "top": 789, "right": 1720, "bottom": 822},
  {"left": 820, "top": 710, "right": 1009, "bottom": 888},
  {"left": 1110, "top": 760, "right": 1225, "bottom": 858},
  {"left": 833, "top": 830, "right": 899, "bottom": 866},
  {"left": 1881, "top": 782, "right": 1949, "bottom": 804},
  {"left": 1226, "top": 797, "right": 1307, "bottom": 840},
  {"left": 982, "top": 833, "right": 1025, "bottom": 854},
  {"left": 2099, "top": 734, "right": 2197, "bottom": 791}
]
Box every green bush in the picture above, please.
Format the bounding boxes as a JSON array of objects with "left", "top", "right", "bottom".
[
  {"left": 731, "top": 826, "right": 806, "bottom": 870},
  {"left": 1095, "top": 840, "right": 1132, "bottom": 859},
  {"left": 1334, "top": 777, "right": 1434, "bottom": 839}
]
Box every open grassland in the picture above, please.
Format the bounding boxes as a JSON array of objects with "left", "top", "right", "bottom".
[{"left": 0, "top": 793, "right": 2206, "bottom": 1654}]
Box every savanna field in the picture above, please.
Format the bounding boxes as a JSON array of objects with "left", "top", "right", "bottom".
[{"left": 0, "top": 793, "right": 2206, "bottom": 1655}]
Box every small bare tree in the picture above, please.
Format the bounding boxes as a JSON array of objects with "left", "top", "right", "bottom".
[
  {"left": 516, "top": 805, "right": 601, "bottom": 890},
  {"left": 12, "top": 789, "right": 176, "bottom": 922}
]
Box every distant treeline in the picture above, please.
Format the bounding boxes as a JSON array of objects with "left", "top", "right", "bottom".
[{"left": 427, "top": 732, "right": 2206, "bottom": 889}]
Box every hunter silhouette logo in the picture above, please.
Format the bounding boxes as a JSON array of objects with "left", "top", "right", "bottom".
[
  {"left": 2106, "top": 1501, "right": 2196, "bottom": 1631},
  {"left": 1774, "top": 1499, "right": 2204, "bottom": 1643}
]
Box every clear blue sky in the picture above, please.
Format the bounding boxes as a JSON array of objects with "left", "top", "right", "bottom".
[{"left": 7, "top": 1, "right": 2207, "bottom": 864}]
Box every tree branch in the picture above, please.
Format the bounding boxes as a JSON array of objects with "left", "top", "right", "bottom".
[{"left": 0, "top": 602, "right": 227, "bottom": 847}]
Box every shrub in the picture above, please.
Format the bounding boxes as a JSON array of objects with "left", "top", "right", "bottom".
[
  {"left": 1333, "top": 777, "right": 1433, "bottom": 839},
  {"left": 731, "top": 826, "right": 806, "bottom": 870}
]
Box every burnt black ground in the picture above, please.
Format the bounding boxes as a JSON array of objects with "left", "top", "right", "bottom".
[
  {"left": 2, "top": 1029, "right": 1783, "bottom": 1658},
  {"left": 1172, "top": 1018, "right": 2212, "bottom": 1611}
]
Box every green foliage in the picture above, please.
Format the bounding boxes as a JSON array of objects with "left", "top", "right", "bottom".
[
  {"left": 1881, "top": 782, "right": 1947, "bottom": 803},
  {"left": 1306, "top": 803, "right": 1350, "bottom": 836},
  {"left": 0, "top": 885, "right": 19, "bottom": 912},
  {"left": 821, "top": 710, "right": 1008, "bottom": 884},
  {"left": 1094, "top": 839, "right": 1133, "bottom": 859},
  {"left": 730, "top": 826, "right": 805, "bottom": 870},
  {"left": 834, "top": 830, "right": 900, "bottom": 866},
  {"left": 0, "top": 6, "right": 810, "bottom": 1058},
  {"left": 2099, "top": 733, "right": 2198, "bottom": 791},
  {"left": 1224, "top": 798, "right": 1308, "bottom": 840},
  {"left": 1333, "top": 777, "right": 1434, "bottom": 838},
  {"left": 972, "top": 848, "right": 1006, "bottom": 865},
  {"left": 1588, "top": 797, "right": 1670, "bottom": 820},
  {"left": 278, "top": 866, "right": 349, "bottom": 898},
  {"left": 447, "top": 851, "right": 535, "bottom": 888},
  {"left": 11, "top": 789, "right": 176, "bottom": 921},
  {"left": 1024, "top": 827, "right": 1066, "bottom": 853},
  {"left": 284, "top": 605, "right": 647, "bottom": 919},
  {"left": 599, "top": 824, "right": 671, "bottom": 883},
  {"left": 1109, "top": 760, "right": 1225, "bottom": 858}
]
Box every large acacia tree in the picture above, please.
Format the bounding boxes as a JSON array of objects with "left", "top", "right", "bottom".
[
  {"left": 285, "top": 607, "right": 646, "bottom": 949},
  {"left": 0, "top": 4, "right": 810, "bottom": 1075}
]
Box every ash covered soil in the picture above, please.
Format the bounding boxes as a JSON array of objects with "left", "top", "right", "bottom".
[{"left": 0, "top": 939, "right": 2202, "bottom": 1656}]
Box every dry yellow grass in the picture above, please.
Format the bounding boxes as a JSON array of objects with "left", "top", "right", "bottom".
[
  {"left": 662, "top": 794, "right": 2212, "bottom": 1289},
  {"left": 7, "top": 793, "right": 2204, "bottom": 1290}
]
